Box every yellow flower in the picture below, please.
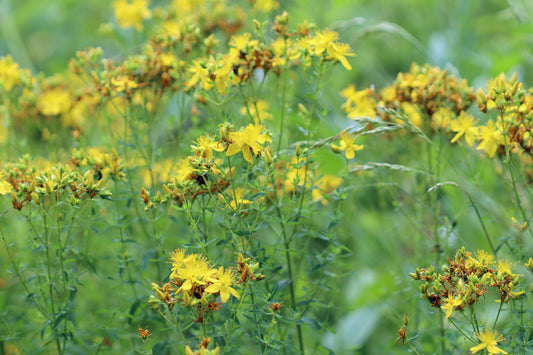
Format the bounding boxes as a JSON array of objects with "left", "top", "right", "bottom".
[
  {"left": 311, "top": 175, "right": 342, "bottom": 203},
  {"left": 0, "top": 55, "right": 22, "bottom": 91},
  {"left": 173, "top": 157, "right": 196, "bottom": 183},
  {"left": 0, "top": 181, "right": 12, "bottom": 195},
  {"left": 205, "top": 267, "right": 240, "bottom": 303},
  {"left": 225, "top": 187, "right": 253, "bottom": 210},
  {"left": 327, "top": 42, "right": 355, "bottom": 71},
  {"left": 466, "top": 250, "right": 494, "bottom": 269},
  {"left": 169, "top": 249, "right": 186, "bottom": 269},
  {"left": 380, "top": 86, "right": 397, "bottom": 103},
  {"left": 401, "top": 102, "right": 422, "bottom": 127},
  {"left": 284, "top": 157, "right": 312, "bottom": 195},
  {"left": 441, "top": 294, "right": 463, "bottom": 318},
  {"left": 432, "top": 108, "right": 453, "bottom": 130},
  {"left": 191, "top": 135, "right": 224, "bottom": 160},
  {"left": 38, "top": 88, "right": 71, "bottom": 116},
  {"left": 310, "top": 29, "right": 338, "bottom": 55},
  {"left": 240, "top": 100, "right": 273, "bottom": 124},
  {"left": 159, "top": 52, "right": 177, "bottom": 68},
  {"left": 252, "top": 0, "right": 279, "bottom": 12},
  {"left": 175, "top": 254, "right": 215, "bottom": 293},
  {"left": 113, "top": 0, "right": 151, "bottom": 31},
  {"left": 331, "top": 132, "right": 364, "bottom": 159},
  {"left": 162, "top": 21, "right": 182, "bottom": 39},
  {"left": 270, "top": 38, "right": 300, "bottom": 66},
  {"left": 341, "top": 85, "right": 376, "bottom": 118},
  {"left": 226, "top": 124, "right": 271, "bottom": 164},
  {"left": 470, "top": 329, "right": 508, "bottom": 354},
  {"left": 186, "top": 60, "right": 213, "bottom": 91},
  {"left": 495, "top": 259, "right": 513, "bottom": 276},
  {"left": 140, "top": 159, "right": 173, "bottom": 186},
  {"left": 450, "top": 112, "right": 478, "bottom": 146},
  {"left": 309, "top": 29, "right": 355, "bottom": 70},
  {"left": 229, "top": 33, "right": 258, "bottom": 52},
  {"left": 476, "top": 120, "right": 504, "bottom": 158},
  {"left": 111, "top": 76, "right": 138, "bottom": 93},
  {"left": 213, "top": 57, "right": 233, "bottom": 95}
]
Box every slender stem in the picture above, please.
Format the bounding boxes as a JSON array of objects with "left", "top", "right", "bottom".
[
  {"left": 445, "top": 312, "right": 476, "bottom": 343},
  {"left": 40, "top": 208, "right": 63, "bottom": 354},
  {"left": 498, "top": 108, "right": 533, "bottom": 240},
  {"left": 185, "top": 205, "right": 209, "bottom": 256},
  {"left": 492, "top": 300, "right": 504, "bottom": 329},
  {"left": 464, "top": 191, "right": 496, "bottom": 254},
  {"left": 405, "top": 339, "right": 423, "bottom": 355},
  {"left": 222, "top": 280, "right": 250, "bottom": 354},
  {"left": 283, "top": 237, "right": 303, "bottom": 354},
  {"left": 277, "top": 53, "right": 290, "bottom": 152},
  {"left": 167, "top": 309, "right": 188, "bottom": 345},
  {"left": 0, "top": 222, "right": 50, "bottom": 318},
  {"left": 114, "top": 179, "right": 139, "bottom": 299}
]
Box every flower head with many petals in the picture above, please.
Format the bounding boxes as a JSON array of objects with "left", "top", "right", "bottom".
[
  {"left": 205, "top": 267, "right": 240, "bottom": 303},
  {"left": 113, "top": 0, "right": 151, "bottom": 31},
  {"left": 470, "top": 329, "right": 508, "bottom": 354},
  {"left": 226, "top": 124, "right": 271, "bottom": 164},
  {"left": 450, "top": 112, "right": 478, "bottom": 146}
]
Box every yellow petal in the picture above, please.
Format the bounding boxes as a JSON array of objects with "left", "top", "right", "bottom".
[
  {"left": 242, "top": 148, "right": 253, "bottom": 164},
  {"left": 226, "top": 143, "right": 241, "bottom": 157},
  {"left": 0, "top": 181, "right": 12, "bottom": 195}
]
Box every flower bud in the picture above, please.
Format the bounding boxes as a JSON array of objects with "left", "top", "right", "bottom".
[
  {"left": 277, "top": 11, "right": 289, "bottom": 25},
  {"left": 476, "top": 89, "right": 487, "bottom": 105},
  {"left": 495, "top": 93, "right": 506, "bottom": 108},
  {"left": 253, "top": 19, "right": 261, "bottom": 31}
]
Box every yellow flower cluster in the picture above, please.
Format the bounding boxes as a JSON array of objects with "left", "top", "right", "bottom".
[
  {"left": 264, "top": 156, "right": 343, "bottom": 205},
  {"left": 411, "top": 248, "right": 524, "bottom": 319},
  {"left": 2, "top": 4, "right": 355, "bottom": 153},
  {"left": 141, "top": 122, "right": 272, "bottom": 209},
  {"left": 340, "top": 64, "right": 533, "bottom": 176},
  {"left": 181, "top": 20, "right": 354, "bottom": 97},
  {"left": 476, "top": 73, "right": 533, "bottom": 170},
  {"left": 0, "top": 149, "right": 124, "bottom": 209},
  {"left": 341, "top": 63, "right": 475, "bottom": 129},
  {"left": 0, "top": 55, "right": 101, "bottom": 142},
  {"left": 0, "top": 55, "right": 31, "bottom": 91},
  {"left": 112, "top": 0, "right": 151, "bottom": 31},
  {"left": 150, "top": 249, "right": 245, "bottom": 323}
]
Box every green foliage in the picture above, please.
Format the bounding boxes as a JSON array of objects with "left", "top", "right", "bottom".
[{"left": 1, "top": 1, "right": 533, "bottom": 354}]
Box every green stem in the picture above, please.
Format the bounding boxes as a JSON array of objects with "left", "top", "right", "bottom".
[
  {"left": 492, "top": 300, "right": 504, "bottom": 329},
  {"left": 0, "top": 221, "right": 50, "bottom": 319},
  {"left": 277, "top": 55, "right": 290, "bottom": 152},
  {"left": 40, "top": 209, "right": 63, "bottom": 354},
  {"left": 498, "top": 108, "right": 533, "bottom": 240},
  {"left": 185, "top": 204, "right": 209, "bottom": 256},
  {"left": 405, "top": 339, "right": 423, "bottom": 355},
  {"left": 222, "top": 280, "right": 250, "bottom": 354},
  {"left": 445, "top": 312, "right": 476, "bottom": 343},
  {"left": 464, "top": 191, "right": 496, "bottom": 254},
  {"left": 114, "top": 180, "right": 139, "bottom": 299},
  {"left": 167, "top": 309, "right": 187, "bottom": 345}
]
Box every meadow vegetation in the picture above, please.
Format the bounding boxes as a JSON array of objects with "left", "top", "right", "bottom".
[{"left": 1, "top": 0, "right": 533, "bottom": 354}]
